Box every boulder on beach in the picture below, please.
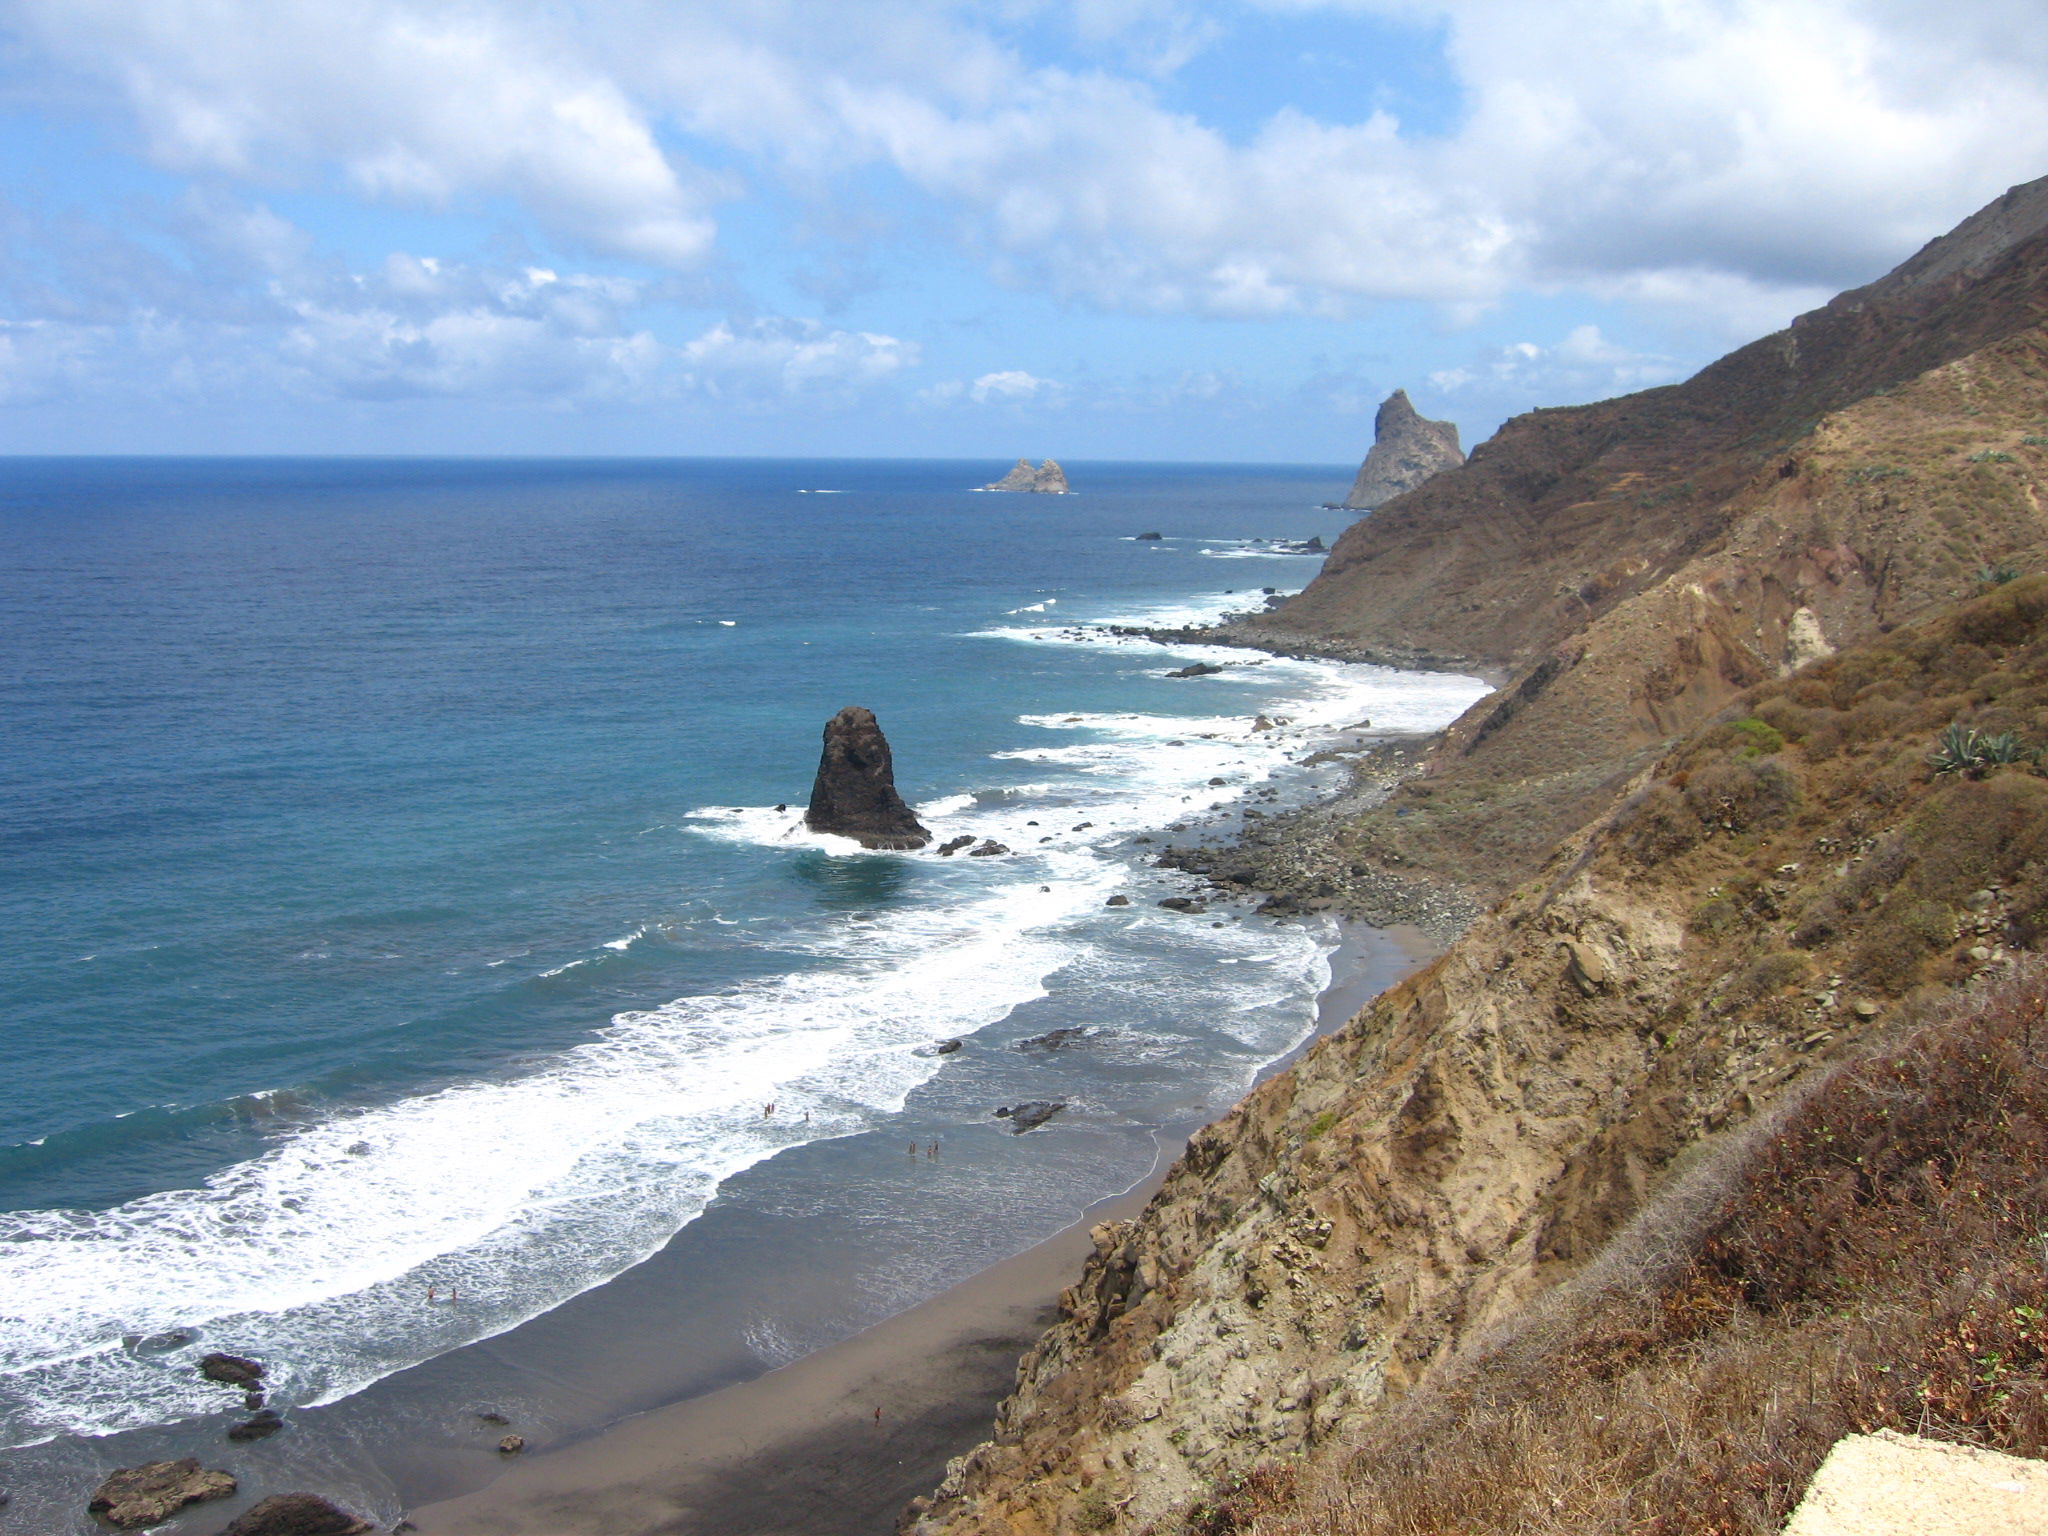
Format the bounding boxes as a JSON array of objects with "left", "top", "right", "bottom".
[
  {"left": 199, "top": 1353, "right": 265, "bottom": 1386},
  {"left": 1104, "top": 894, "right": 1131, "bottom": 906},
  {"left": 227, "top": 1409, "right": 284, "bottom": 1441},
  {"left": 979, "top": 459, "right": 1070, "bottom": 493},
  {"left": 803, "top": 707, "right": 931, "bottom": 850},
  {"left": 1135, "top": 531, "right": 1163, "bottom": 540},
  {"left": 88, "top": 1459, "right": 236, "bottom": 1530},
  {"left": 1166, "top": 662, "right": 1225, "bottom": 679},
  {"left": 966, "top": 839, "right": 1010, "bottom": 856},
  {"left": 218, "top": 1492, "right": 374, "bottom": 1536},
  {"left": 935, "top": 834, "right": 975, "bottom": 856},
  {"left": 498, "top": 1435, "right": 526, "bottom": 1455},
  {"left": 994, "top": 1101, "right": 1067, "bottom": 1132},
  {"left": 914, "top": 1038, "right": 964, "bottom": 1056}
]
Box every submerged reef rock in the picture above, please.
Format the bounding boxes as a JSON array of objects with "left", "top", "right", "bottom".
[
  {"left": 980, "top": 459, "right": 1071, "bottom": 493},
  {"left": 218, "top": 1492, "right": 374, "bottom": 1536},
  {"left": 993, "top": 1101, "right": 1066, "bottom": 1132},
  {"left": 803, "top": 707, "right": 931, "bottom": 850},
  {"left": 88, "top": 1460, "right": 236, "bottom": 1530},
  {"left": 1342, "top": 389, "right": 1463, "bottom": 510}
]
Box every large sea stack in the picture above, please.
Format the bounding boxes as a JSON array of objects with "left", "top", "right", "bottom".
[
  {"left": 980, "top": 459, "right": 1070, "bottom": 493},
  {"left": 1341, "top": 389, "right": 1463, "bottom": 509},
  {"left": 804, "top": 706, "right": 931, "bottom": 849}
]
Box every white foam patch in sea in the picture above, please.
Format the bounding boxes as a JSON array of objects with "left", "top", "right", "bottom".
[{"left": 0, "top": 884, "right": 1097, "bottom": 1447}]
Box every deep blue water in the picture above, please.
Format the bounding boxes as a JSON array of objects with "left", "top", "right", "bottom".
[{"left": 0, "top": 457, "right": 1487, "bottom": 1507}]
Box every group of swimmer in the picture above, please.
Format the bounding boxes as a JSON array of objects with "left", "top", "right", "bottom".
[{"left": 761, "top": 1102, "right": 811, "bottom": 1123}]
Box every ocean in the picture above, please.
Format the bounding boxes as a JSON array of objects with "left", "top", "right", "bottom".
[{"left": 0, "top": 457, "right": 1487, "bottom": 1527}]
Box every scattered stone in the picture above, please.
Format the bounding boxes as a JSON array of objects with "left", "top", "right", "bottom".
[
  {"left": 345, "top": 1142, "right": 372, "bottom": 1156},
  {"left": 1251, "top": 715, "right": 1276, "bottom": 732},
  {"left": 1852, "top": 1000, "right": 1881, "bottom": 1019},
  {"left": 1208, "top": 776, "right": 1227, "bottom": 786},
  {"left": 967, "top": 840, "right": 1011, "bottom": 857},
  {"left": 475, "top": 1411, "right": 511, "bottom": 1426},
  {"left": 935, "top": 835, "right": 975, "bottom": 856},
  {"left": 915, "top": 1039, "right": 964, "bottom": 1056},
  {"left": 199, "top": 1353, "right": 265, "bottom": 1387},
  {"left": 498, "top": 1435, "right": 526, "bottom": 1455},
  {"left": 243, "top": 1391, "right": 266, "bottom": 1411},
  {"left": 88, "top": 1460, "right": 237, "bottom": 1530},
  {"left": 803, "top": 706, "right": 931, "bottom": 850},
  {"left": 227, "top": 1409, "right": 285, "bottom": 1442},
  {"left": 1105, "top": 894, "right": 1131, "bottom": 906},
  {"left": 994, "top": 1101, "right": 1067, "bottom": 1133},
  {"left": 219, "top": 1492, "right": 375, "bottom": 1536},
  {"left": 1167, "top": 662, "right": 1225, "bottom": 678},
  {"left": 1158, "top": 896, "right": 1205, "bottom": 912}
]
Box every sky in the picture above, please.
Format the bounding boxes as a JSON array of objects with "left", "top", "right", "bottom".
[{"left": 2, "top": 0, "right": 2046, "bottom": 461}]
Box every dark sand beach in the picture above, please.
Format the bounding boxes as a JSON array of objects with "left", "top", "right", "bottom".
[{"left": 408, "top": 921, "right": 1434, "bottom": 1536}]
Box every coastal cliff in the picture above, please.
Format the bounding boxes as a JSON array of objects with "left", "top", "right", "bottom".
[
  {"left": 908, "top": 178, "right": 2048, "bottom": 1535},
  {"left": 1340, "top": 390, "right": 1463, "bottom": 510}
]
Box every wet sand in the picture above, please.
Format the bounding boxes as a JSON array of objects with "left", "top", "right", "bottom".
[{"left": 407, "top": 921, "right": 1432, "bottom": 1536}]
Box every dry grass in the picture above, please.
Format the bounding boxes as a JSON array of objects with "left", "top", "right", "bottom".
[{"left": 1174, "top": 965, "right": 2048, "bottom": 1536}]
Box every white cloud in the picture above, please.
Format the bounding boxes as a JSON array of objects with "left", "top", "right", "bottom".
[
  {"left": 969, "top": 369, "right": 1054, "bottom": 402},
  {"left": 7, "top": 0, "right": 2048, "bottom": 389},
  {"left": 679, "top": 317, "right": 919, "bottom": 398},
  {"left": 1428, "top": 324, "right": 1680, "bottom": 400},
  {"left": 8, "top": 0, "right": 719, "bottom": 267}
]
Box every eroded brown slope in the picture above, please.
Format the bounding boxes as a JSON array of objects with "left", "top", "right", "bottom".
[
  {"left": 908, "top": 576, "right": 2048, "bottom": 1536},
  {"left": 1191, "top": 322, "right": 2048, "bottom": 909},
  {"left": 1250, "top": 175, "right": 2048, "bottom": 675}
]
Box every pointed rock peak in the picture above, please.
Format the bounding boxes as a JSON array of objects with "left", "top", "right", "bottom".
[
  {"left": 804, "top": 706, "right": 931, "bottom": 850},
  {"left": 1343, "top": 391, "right": 1464, "bottom": 511}
]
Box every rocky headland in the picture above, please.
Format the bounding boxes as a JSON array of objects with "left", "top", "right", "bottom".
[
  {"left": 905, "top": 174, "right": 2048, "bottom": 1535},
  {"left": 979, "top": 460, "right": 1071, "bottom": 493},
  {"left": 1340, "top": 389, "right": 1464, "bottom": 511},
  {"left": 804, "top": 706, "right": 931, "bottom": 850}
]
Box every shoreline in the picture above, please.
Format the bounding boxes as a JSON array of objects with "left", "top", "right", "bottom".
[{"left": 404, "top": 921, "right": 1433, "bottom": 1536}]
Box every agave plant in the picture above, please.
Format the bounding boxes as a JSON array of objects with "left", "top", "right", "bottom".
[{"left": 1932, "top": 723, "right": 2038, "bottom": 776}]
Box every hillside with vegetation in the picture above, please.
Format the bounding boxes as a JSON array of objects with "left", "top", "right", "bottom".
[{"left": 906, "top": 181, "right": 2048, "bottom": 1535}]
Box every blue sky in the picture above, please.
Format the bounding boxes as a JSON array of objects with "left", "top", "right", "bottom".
[{"left": 2, "top": 0, "right": 2045, "bottom": 460}]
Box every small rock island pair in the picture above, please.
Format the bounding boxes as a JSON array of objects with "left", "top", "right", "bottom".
[{"left": 978, "top": 459, "right": 1070, "bottom": 493}]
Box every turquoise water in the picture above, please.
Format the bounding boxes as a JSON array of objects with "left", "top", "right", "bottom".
[{"left": 0, "top": 457, "right": 1486, "bottom": 1522}]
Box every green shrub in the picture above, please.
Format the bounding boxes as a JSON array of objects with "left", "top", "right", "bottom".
[
  {"left": 1977, "top": 563, "right": 2023, "bottom": 587},
  {"left": 1730, "top": 718, "right": 1786, "bottom": 756},
  {"left": 1969, "top": 450, "right": 2017, "bottom": 465},
  {"left": 1306, "top": 1109, "right": 1338, "bottom": 1140}
]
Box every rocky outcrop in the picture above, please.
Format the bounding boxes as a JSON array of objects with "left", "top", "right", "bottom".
[
  {"left": 980, "top": 459, "right": 1071, "bottom": 493},
  {"left": 1341, "top": 390, "right": 1463, "bottom": 510},
  {"left": 218, "top": 1492, "right": 375, "bottom": 1536},
  {"left": 198, "top": 1352, "right": 264, "bottom": 1386},
  {"left": 88, "top": 1459, "right": 236, "bottom": 1529},
  {"left": 803, "top": 707, "right": 931, "bottom": 850}
]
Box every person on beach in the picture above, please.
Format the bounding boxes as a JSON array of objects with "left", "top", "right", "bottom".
[
  {"left": 927, "top": 1140, "right": 939, "bottom": 1160},
  {"left": 907, "top": 1140, "right": 918, "bottom": 1157},
  {"left": 764, "top": 1102, "right": 774, "bottom": 1117},
  {"left": 427, "top": 1286, "right": 436, "bottom": 1303},
  {"left": 873, "top": 1406, "right": 882, "bottom": 1424}
]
